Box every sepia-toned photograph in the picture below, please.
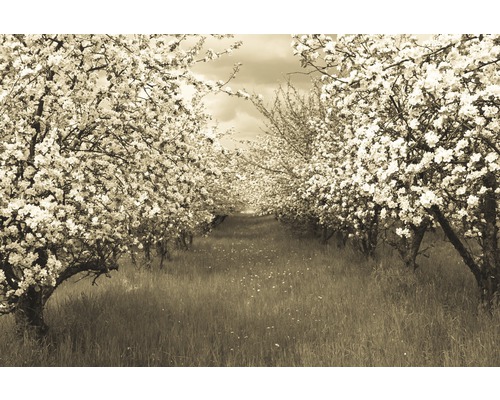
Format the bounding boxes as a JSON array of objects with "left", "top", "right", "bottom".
[{"left": 1, "top": 2, "right": 499, "bottom": 398}]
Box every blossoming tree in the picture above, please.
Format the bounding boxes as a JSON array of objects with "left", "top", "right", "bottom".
[
  {"left": 0, "top": 34, "right": 241, "bottom": 335},
  {"left": 293, "top": 34, "right": 500, "bottom": 306},
  {"left": 239, "top": 83, "right": 324, "bottom": 233},
  {"left": 244, "top": 78, "right": 382, "bottom": 254}
]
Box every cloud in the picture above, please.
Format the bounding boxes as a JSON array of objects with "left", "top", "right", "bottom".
[
  {"left": 193, "top": 34, "right": 316, "bottom": 146},
  {"left": 204, "top": 94, "right": 266, "bottom": 136},
  {"left": 202, "top": 93, "right": 239, "bottom": 122},
  {"left": 194, "top": 34, "right": 312, "bottom": 89}
]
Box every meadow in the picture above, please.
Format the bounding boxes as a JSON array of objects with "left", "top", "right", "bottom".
[{"left": 1, "top": 214, "right": 499, "bottom": 367}]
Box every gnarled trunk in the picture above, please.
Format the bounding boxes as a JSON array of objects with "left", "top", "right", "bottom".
[
  {"left": 430, "top": 172, "right": 499, "bottom": 310},
  {"left": 14, "top": 286, "right": 49, "bottom": 339},
  {"left": 478, "top": 172, "right": 499, "bottom": 308},
  {"left": 11, "top": 249, "right": 119, "bottom": 337},
  {"left": 395, "top": 219, "right": 430, "bottom": 271}
]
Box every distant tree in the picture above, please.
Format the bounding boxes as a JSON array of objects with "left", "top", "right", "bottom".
[{"left": 241, "top": 82, "right": 328, "bottom": 231}]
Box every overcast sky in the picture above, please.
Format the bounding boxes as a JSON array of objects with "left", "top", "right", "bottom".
[
  {"left": 190, "top": 35, "right": 442, "bottom": 149},
  {"left": 191, "top": 34, "right": 314, "bottom": 148}
]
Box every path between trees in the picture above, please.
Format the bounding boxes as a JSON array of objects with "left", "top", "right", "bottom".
[{"left": 185, "top": 213, "right": 327, "bottom": 279}]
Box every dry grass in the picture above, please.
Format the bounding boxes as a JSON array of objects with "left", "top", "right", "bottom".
[{"left": 1, "top": 214, "right": 499, "bottom": 366}]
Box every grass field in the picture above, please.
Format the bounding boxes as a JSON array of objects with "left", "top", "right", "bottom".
[{"left": 1, "top": 214, "right": 499, "bottom": 366}]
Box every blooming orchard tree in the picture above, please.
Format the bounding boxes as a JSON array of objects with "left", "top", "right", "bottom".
[
  {"left": 129, "top": 120, "right": 243, "bottom": 268},
  {"left": 244, "top": 79, "right": 381, "bottom": 253},
  {"left": 300, "top": 105, "right": 384, "bottom": 256},
  {"left": 296, "top": 35, "right": 430, "bottom": 262},
  {"left": 293, "top": 34, "right": 500, "bottom": 306},
  {"left": 239, "top": 82, "right": 326, "bottom": 235},
  {"left": 0, "top": 34, "right": 242, "bottom": 335}
]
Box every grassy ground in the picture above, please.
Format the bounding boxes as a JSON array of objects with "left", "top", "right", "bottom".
[{"left": 1, "top": 214, "right": 499, "bottom": 366}]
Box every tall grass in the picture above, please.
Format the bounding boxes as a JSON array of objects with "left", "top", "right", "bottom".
[{"left": 1, "top": 214, "right": 499, "bottom": 366}]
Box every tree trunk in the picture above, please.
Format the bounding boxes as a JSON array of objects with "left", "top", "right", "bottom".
[
  {"left": 430, "top": 188, "right": 499, "bottom": 309},
  {"left": 143, "top": 236, "right": 153, "bottom": 269},
  {"left": 9, "top": 246, "right": 119, "bottom": 337},
  {"left": 157, "top": 239, "right": 172, "bottom": 269},
  {"left": 355, "top": 206, "right": 380, "bottom": 259},
  {"left": 320, "top": 225, "right": 335, "bottom": 245},
  {"left": 478, "top": 172, "right": 499, "bottom": 308},
  {"left": 333, "top": 230, "right": 349, "bottom": 249},
  {"left": 14, "top": 286, "right": 49, "bottom": 339},
  {"left": 397, "top": 219, "right": 430, "bottom": 271}
]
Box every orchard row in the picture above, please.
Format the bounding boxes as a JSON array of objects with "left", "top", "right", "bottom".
[
  {"left": 242, "top": 35, "right": 500, "bottom": 307},
  {"left": 0, "top": 35, "right": 243, "bottom": 334}
]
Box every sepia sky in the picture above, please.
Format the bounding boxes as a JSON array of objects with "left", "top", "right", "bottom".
[{"left": 191, "top": 34, "right": 314, "bottom": 147}]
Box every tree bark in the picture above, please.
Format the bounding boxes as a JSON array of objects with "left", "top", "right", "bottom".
[
  {"left": 14, "top": 286, "right": 49, "bottom": 339},
  {"left": 11, "top": 252, "right": 118, "bottom": 337},
  {"left": 430, "top": 189, "right": 499, "bottom": 309},
  {"left": 397, "top": 219, "right": 430, "bottom": 271},
  {"left": 333, "top": 230, "right": 349, "bottom": 249},
  {"left": 430, "top": 205, "right": 481, "bottom": 280},
  {"left": 479, "top": 172, "right": 499, "bottom": 308},
  {"left": 157, "top": 239, "right": 172, "bottom": 269}
]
